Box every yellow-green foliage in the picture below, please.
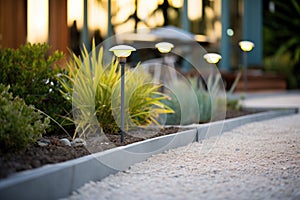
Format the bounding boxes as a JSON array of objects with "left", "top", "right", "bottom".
[{"left": 58, "top": 45, "right": 173, "bottom": 138}]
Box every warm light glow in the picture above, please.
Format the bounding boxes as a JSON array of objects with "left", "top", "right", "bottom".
[
  {"left": 114, "top": 0, "right": 135, "bottom": 23},
  {"left": 138, "top": 0, "right": 158, "bottom": 20},
  {"left": 67, "top": 0, "right": 83, "bottom": 29},
  {"left": 112, "top": 0, "right": 166, "bottom": 33},
  {"left": 27, "top": 0, "right": 49, "bottom": 43},
  {"left": 203, "top": 53, "right": 222, "bottom": 64},
  {"left": 157, "top": 0, "right": 164, "bottom": 5},
  {"left": 194, "top": 34, "right": 207, "bottom": 42},
  {"left": 117, "top": 33, "right": 157, "bottom": 42},
  {"left": 188, "top": 0, "right": 202, "bottom": 20},
  {"left": 109, "top": 45, "right": 136, "bottom": 58},
  {"left": 239, "top": 41, "right": 255, "bottom": 52},
  {"left": 214, "top": 0, "right": 222, "bottom": 17},
  {"left": 152, "top": 10, "right": 164, "bottom": 27},
  {"left": 88, "top": 0, "right": 107, "bottom": 34},
  {"left": 170, "top": 0, "right": 183, "bottom": 8},
  {"left": 155, "top": 42, "right": 174, "bottom": 53}
]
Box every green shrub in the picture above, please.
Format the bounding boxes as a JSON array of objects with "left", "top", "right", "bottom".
[
  {"left": 0, "top": 84, "right": 50, "bottom": 153},
  {"left": 58, "top": 44, "right": 173, "bottom": 138},
  {"left": 0, "top": 43, "right": 71, "bottom": 134}
]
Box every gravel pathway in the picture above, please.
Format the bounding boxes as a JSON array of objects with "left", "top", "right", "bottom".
[{"left": 64, "top": 114, "right": 300, "bottom": 200}]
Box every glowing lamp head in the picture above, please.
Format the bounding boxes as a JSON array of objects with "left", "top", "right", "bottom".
[
  {"left": 239, "top": 41, "right": 254, "bottom": 52},
  {"left": 155, "top": 42, "right": 174, "bottom": 53},
  {"left": 203, "top": 53, "right": 222, "bottom": 64},
  {"left": 109, "top": 45, "right": 136, "bottom": 58}
]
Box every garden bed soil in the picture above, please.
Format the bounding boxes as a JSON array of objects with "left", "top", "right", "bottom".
[{"left": 0, "top": 109, "right": 258, "bottom": 180}]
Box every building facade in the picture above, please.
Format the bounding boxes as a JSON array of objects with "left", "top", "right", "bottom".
[{"left": 0, "top": 0, "right": 262, "bottom": 70}]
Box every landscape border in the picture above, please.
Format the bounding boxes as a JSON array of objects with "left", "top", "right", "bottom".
[{"left": 0, "top": 108, "right": 298, "bottom": 200}]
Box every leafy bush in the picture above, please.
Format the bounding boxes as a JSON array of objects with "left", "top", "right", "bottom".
[
  {"left": 58, "top": 44, "right": 173, "bottom": 138},
  {"left": 0, "top": 84, "right": 50, "bottom": 153},
  {"left": 0, "top": 43, "right": 71, "bottom": 134}
]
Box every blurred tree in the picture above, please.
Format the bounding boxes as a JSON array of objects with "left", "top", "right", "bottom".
[
  {"left": 263, "top": 0, "right": 300, "bottom": 88},
  {"left": 149, "top": 0, "right": 180, "bottom": 26},
  {"left": 114, "top": 0, "right": 149, "bottom": 31},
  {"left": 264, "top": 0, "right": 300, "bottom": 64},
  {"left": 115, "top": 0, "right": 180, "bottom": 29}
]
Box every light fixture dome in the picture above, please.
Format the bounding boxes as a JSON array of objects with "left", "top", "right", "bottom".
[
  {"left": 155, "top": 42, "right": 174, "bottom": 53},
  {"left": 203, "top": 53, "right": 222, "bottom": 64},
  {"left": 109, "top": 45, "right": 136, "bottom": 58},
  {"left": 239, "top": 41, "right": 254, "bottom": 52}
]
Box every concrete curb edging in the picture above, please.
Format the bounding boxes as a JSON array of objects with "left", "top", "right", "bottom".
[
  {"left": 196, "top": 109, "right": 298, "bottom": 140},
  {"left": 0, "top": 108, "right": 297, "bottom": 200},
  {"left": 0, "top": 129, "right": 197, "bottom": 200}
]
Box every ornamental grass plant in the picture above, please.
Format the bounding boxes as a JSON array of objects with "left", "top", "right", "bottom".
[
  {"left": 162, "top": 74, "right": 227, "bottom": 125},
  {"left": 58, "top": 43, "right": 173, "bottom": 138}
]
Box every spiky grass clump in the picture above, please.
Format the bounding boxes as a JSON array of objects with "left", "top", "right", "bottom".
[{"left": 58, "top": 44, "right": 173, "bottom": 138}]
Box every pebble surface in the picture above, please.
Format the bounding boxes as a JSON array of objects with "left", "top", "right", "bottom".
[{"left": 63, "top": 114, "right": 300, "bottom": 200}]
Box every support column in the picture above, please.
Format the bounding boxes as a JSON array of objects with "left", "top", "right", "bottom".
[
  {"left": 107, "top": 0, "right": 113, "bottom": 38},
  {"left": 220, "top": 0, "right": 230, "bottom": 71},
  {"left": 81, "top": 0, "right": 90, "bottom": 50},
  {"left": 49, "top": 0, "right": 68, "bottom": 54},
  {"left": 180, "top": 0, "right": 190, "bottom": 31},
  {"left": 0, "top": 0, "right": 26, "bottom": 49},
  {"left": 180, "top": 0, "right": 190, "bottom": 72},
  {"left": 243, "top": 0, "right": 262, "bottom": 66}
]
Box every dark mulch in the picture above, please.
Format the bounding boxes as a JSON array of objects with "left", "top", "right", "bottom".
[
  {"left": 223, "top": 109, "right": 258, "bottom": 119},
  {"left": 0, "top": 109, "right": 261, "bottom": 180},
  {"left": 0, "top": 127, "right": 182, "bottom": 179},
  {"left": 107, "top": 126, "right": 182, "bottom": 146},
  {"left": 0, "top": 141, "right": 90, "bottom": 179}
]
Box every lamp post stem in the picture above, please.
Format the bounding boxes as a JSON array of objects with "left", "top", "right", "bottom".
[
  {"left": 161, "top": 56, "right": 167, "bottom": 93},
  {"left": 120, "top": 60, "right": 126, "bottom": 143},
  {"left": 243, "top": 52, "right": 248, "bottom": 94}
]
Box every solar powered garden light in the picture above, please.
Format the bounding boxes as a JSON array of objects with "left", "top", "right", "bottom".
[
  {"left": 239, "top": 41, "right": 255, "bottom": 52},
  {"left": 109, "top": 45, "right": 136, "bottom": 143},
  {"left": 155, "top": 42, "right": 174, "bottom": 53},
  {"left": 203, "top": 53, "right": 222, "bottom": 78},
  {"left": 203, "top": 53, "right": 222, "bottom": 64},
  {"left": 155, "top": 42, "right": 174, "bottom": 93},
  {"left": 239, "top": 41, "right": 254, "bottom": 93}
]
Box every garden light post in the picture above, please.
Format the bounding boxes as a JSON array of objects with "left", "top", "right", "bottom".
[
  {"left": 239, "top": 41, "right": 254, "bottom": 93},
  {"left": 109, "top": 45, "right": 136, "bottom": 143},
  {"left": 155, "top": 42, "right": 174, "bottom": 93}
]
